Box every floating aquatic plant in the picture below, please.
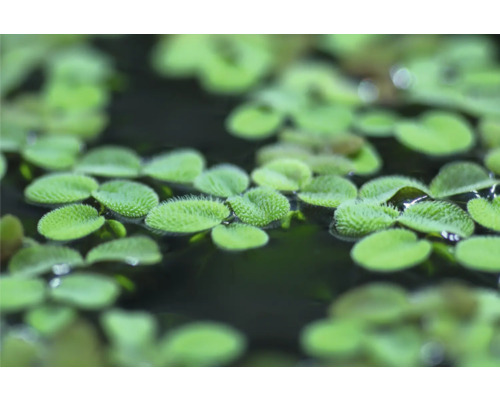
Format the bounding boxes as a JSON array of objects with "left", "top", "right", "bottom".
[
  {"left": 354, "top": 109, "right": 398, "bottom": 137},
  {"left": 226, "top": 103, "right": 283, "bottom": 140},
  {"left": 0, "top": 214, "right": 24, "bottom": 262},
  {"left": 145, "top": 196, "right": 230, "bottom": 234},
  {"left": 351, "top": 229, "right": 432, "bottom": 271},
  {"left": 25, "top": 305, "right": 76, "bottom": 337},
  {"left": 350, "top": 143, "right": 382, "bottom": 175},
  {"left": 38, "top": 204, "right": 105, "bottom": 241},
  {"left": 334, "top": 201, "right": 399, "bottom": 238},
  {"left": 8, "top": 245, "right": 84, "bottom": 277},
  {"left": 101, "top": 308, "right": 157, "bottom": 348},
  {"left": 298, "top": 175, "right": 357, "bottom": 208},
  {"left": 479, "top": 116, "right": 500, "bottom": 149},
  {"left": 92, "top": 180, "right": 159, "bottom": 218},
  {"left": 394, "top": 111, "right": 475, "bottom": 156},
  {"left": 455, "top": 236, "right": 500, "bottom": 272},
  {"left": 24, "top": 173, "right": 99, "bottom": 205},
  {"left": 106, "top": 219, "right": 127, "bottom": 238},
  {"left": 194, "top": 164, "right": 249, "bottom": 197},
  {"left": 159, "top": 321, "right": 246, "bottom": 367},
  {"left": 227, "top": 187, "right": 290, "bottom": 227},
  {"left": 0, "top": 124, "right": 28, "bottom": 152},
  {"left": 306, "top": 153, "right": 355, "bottom": 176},
  {"left": 251, "top": 158, "right": 312, "bottom": 192},
  {"left": 255, "top": 142, "right": 312, "bottom": 166},
  {"left": 467, "top": 197, "right": 500, "bottom": 232},
  {"left": 398, "top": 200, "right": 475, "bottom": 238},
  {"left": 292, "top": 104, "right": 354, "bottom": 135},
  {"left": 430, "top": 161, "right": 498, "bottom": 198},
  {"left": 75, "top": 146, "right": 141, "bottom": 178},
  {"left": 211, "top": 223, "right": 269, "bottom": 251},
  {"left": 485, "top": 148, "right": 500, "bottom": 175},
  {"left": 0, "top": 276, "right": 46, "bottom": 313},
  {"left": 86, "top": 236, "right": 162, "bottom": 265},
  {"left": 142, "top": 149, "right": 205, "bottom": 184},
  {"left": 22, "top": 136, "right": 82, "bottom": 170},
  {"left": 359, "top": 175, "right": 429, "bottom": 204},
  {"left": 50, "top": 273, "right": 120, "bottom": 309}
]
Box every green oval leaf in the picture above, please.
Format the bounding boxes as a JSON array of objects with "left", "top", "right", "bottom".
[
  {"left": 211, "top": 223, "right": 269, "bottom": 251},
  {"left": 256, "top": 143, "right": 312, "bottom": 166},
  {"left": 479, "top": 116, "right": 500, "bottom": 149},
  {"left": 398, "top": 201, "right": 475, "bottom": 238},
  {"left": 92, "top": 180, "right": 159, "bottom": 218},
  {"left": 467, "top": 197, "right": 500, "bottom": 232},
  {"left": 306, "top": 154, "right": 355, "bottom": 176},
  {"left": 38, "top": 204, "right": 105, "bottom": 241},
  {"left": 351, "top": 143, "right": 382, "bottom": 176},
  {"left": 227, "top": 187, "right": 290, "bottom": 227},
  {"left": 142, "top": 149, "right": 205, "bottom": 184},
  {"left": 355, "top": 109, "right": 398, "bottom": 137},
  {"left": 298, "top": 175, "right": 357, "bottom": 208},
  {"left": 75, "top": 146, "right": 141, "bottom": 178},
  {"left": 0, "top": 124, "right": 28, "bottom": 152},
  {"left": 251, "top": 159, "right": 312, "bottom": 192},
  {"left": 351, "top": 229, "right": 432, "bottom": 271},
  {"left": 226, "top": 103, "right": 283, "bottom": 140},
  {"left": 25, "top": 305, "right": 76, "bottom": 337},
  {"left": 359, "top": 175, "right": 429, "bottom": 204},
  {"left": 430, "top": 161, "right": 498, "bottom": 198},
  {"left": 86, "top": 236, "right": 162, "bottom": 265},
  {"left": 101, "top": 308, "right": 157, "bottom": 348},
  {"left": 50, "top": 273, "right": 120, "bottom": 309},
  {"left": 0, "top": 276, "right": 46, "bottom": 313},
  {"left": 145, "top": 196, "right": 230, "bottom": 234},
  {"left": 395, "top": 111, "right": 475, "bottom": 156},
  {"left": 160, "top": 321, "right": 246, "bottom": 367},
  {"left": 194, "top": 164, "right": 249, "bottom": 197},
  {"left": 485, "top": 148, "right": 500, "bottom": 175},
  {"left": 456, "top": 236, "right": 500, "bottom": 272},
  {"left": 24, "top": 173, "right": 99, "bottom": 205},
  {"left": 22, "top": 136, "right": 82, "bottom": 170},
  {"left": 292, "top": 104, "right": 354, "bottom": 135},
  {"left": 8, "top": 245, "right": 84, "bottom": 277}
]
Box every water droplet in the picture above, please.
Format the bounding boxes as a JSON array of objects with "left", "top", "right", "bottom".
[
  {"left": 125, "top": 257, "right": 139, "bottom": 266},
  {"left": 49, "top": 278, "right": 61, "bottom": 288},
  {"left": 358, "top": 79, "right": 379, "bottom": 103},
  {"left": 52, "top": 263, "right": 71, "bottom": 275},
  {"left": 390, "top": 65, "right": 413, "bottom": 89},
  {"left": 420, "top": 341, "right": 445, "bottom": 366}
]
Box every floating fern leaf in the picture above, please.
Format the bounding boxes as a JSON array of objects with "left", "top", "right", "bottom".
[
  {"left": 211, "top": 223, "right": 269, "bottom": 251},
  {"left": 398, "top": 201, "right": 474, "bottom": 238},
  {"left": 394, "top": 111, "right": 475, "bottom": 156},
  {"left": 145, "top": 196, "right": 230, "bottom": 234},
  {"left": 75, "top": 146, "right": 141, "bottom": 178},
  {"left": 25, "top": 173, "right": 99, "bottom": 205},
  {"left": 194, "top": 164, "right": 249, "bottom": 197},
  {"left": 25, "top": 305, "right": 76, "bottom": 337},
  {"left": 142, "top": 149, "right": 205, "bottom": 184},
  {"left": 38, "top": 204, "right": 105, "bottom": 241},
  {"left": 485, "top": 148, "right": 500, "bottom": 175},
  {"left": 107, "top": 219, "right": 127, "bottom": 238},
  {"left": 256, "top": 143, "right": 312, "bottom": 166},
  {"left": 456, "top": 236, "right": 500, "bottom": 272},
  {"left": 226, "top": 103, "right": 283, "bottom": 140},
  {"left": 251, "top": 159, "right": 312, "bottom": 192},
  {"left": 50, "top": 273, "right": 120, "bottom": 309},
  {"left": 159, "top": 321, "right": 247, "bottom": 367},
  {"left": 22, "top": 136, "right": 82, "bottom": 170},
  {"left": 354, "top": 109, "right": 399, "bottom": 137},
  {"left": 467, "top": 197, "right": 500, "bottom": 232},
  {"left": 430, "top": 162, "right": 498, "bottom": 198},
  {"left": 92, "top": 180, "right": 159, "bottom": 218},
  {"left": 86, "top": 236, "right": 162, "bottom": 265},
  {"left": 292, "top": 104, "right": 354, "bottom": 135},
  {"left": 8, "top": 245, "right": 84, "bottom": 277},
  {"left": 351, "top": 229, "right": 432, "bottom": 271},
  {"left": 334, "top": 201, "right": 400, "bottom": 238},
  {"left": 101, "top": 308, "right": 157, "bottom": 348},
  {"left": 479, "top": 116, "right": 500, "bottom": 149},
  {"left": 0, "top": 124, "right": 28, "bottom": 152},
  {"left": 306, "top": 154, "right": 355, "bottom": 176},
  {"left": 359, "top": 175, "right": 429, "bottom": 204},
  {"left": 351, "top": 143, "right": 382, "bottom": 175},
  {"left": 227, "top": 187, "right": 290, "bottom": 227},
  {"left": 298, "top": 175, "right": 357, "bottom": 208},
  {"left": 0, "top": 276, "right": 46, "bottom": 313}
]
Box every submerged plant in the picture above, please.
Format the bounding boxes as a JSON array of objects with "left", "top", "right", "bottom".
[
  {"left": 211, "top": 223, "right": 269, "bottom": 251},
  {"left": 86, "top": 236, "right": 162, "bottom": 265},
  {"left": 142, "top": 149, "right": 205, "bottom": 184}
]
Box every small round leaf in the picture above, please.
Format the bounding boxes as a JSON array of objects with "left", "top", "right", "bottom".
[
  {"left": 25, "top": 173, "right": 98, "bottom": 204},
  {"left": 211, "top": 223, "right": 269, "bottom": 251}
]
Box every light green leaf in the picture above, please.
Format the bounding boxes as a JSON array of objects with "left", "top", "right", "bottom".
[
  {"left": 456, "top": 236, "right": 500, "bottom": 272},
  {"left": 86, "top": 236, "right": 162, "bottom": 265},
  {"left": 25, "top": 173, "right": 99, "bottom": 204},
  {"left": 298, "top": 175, "right": 357, "bottom": 208},
  {"left": 38, "top": 204, "right": 105, "bottom": 241},
  {"left": 306, "top": 154, "right": 355, "bottom": 176},
  {"left": 292, "top": 104, "right": 354, "bottom": 135},
  {"left": 8, "top": 245, "right": 84, "bottom": 277},
  {"left": 351, "top": 143, "right": 382, "bottom": 175},
  {"left": 0, "top": 276, "right": 46, "bottom": 313},
  {"left": 256, "top": 143, "right": 312, "bottom": 166},
  {"left": 211, "top": 223, "right": 269, "bottom": 251},
  {"left": 226, "top": 103, "right": 283, "bottom": 140},
  {"left": 50, "top": 273, "right": 120, "bottom": 309},
  {"left": 485, "top": 148, "right": 500, "bottom": 175},
  {"left": 395, "top": 111, "right": 475, "bottom": 156},
  {"left": 75, "top": 146, "right": 141, "bottom": 178},
  {"left": 300, "top": 319, "right": 364, "bottom": 359},
  {"left": 0, "top": 214, "right": 24, "bottom": 261},
  {"left": 0, "top": 124, "right": 28, "bottom": 152},
  {"left": 145, "top": 196, "right": 230, "bottom": 234},
  {"left": 159, "top": 321, "right": 246, "bottom": 367},
  {"left": 22, "top": 136, "right": 82, "bottom": 170},
  {"left": 25, "top": 305, "right": 76, "bottom": 336},
  {"left": 251, "top": 159, "right": 312, "bottom": 192},
  {"left": 479, "top": 116, "right": 500, "bottom": 149},
  {"left": 101, "top": 308, "right": 157, "bottom": 348},
  {"left": 398, "top": 201, "right": 475, "bottom": 238},
  {"left": 355, "top": 109, "right": 399, "bottom": 137},
  {"left": 142, "top": 149, "right": 205, "bottom": 184},
  {"left": 194, "top": 164, "right": 249, "bottom": 197},
  {"left": 351, "top": 229, "right": 432, "bottom": 271},
  {"left": 107, "top": 219, "right": 127, "bottom": 238},
  {"left": 92, "top": 180, "right": 159, "bottom": 218},
  {"left": 467, "top": 197, "right": 500, "bottom": 232},
  {"left": 334, "top": 201, "right": 400, "bottom": 238},
  {"left": 359, "top": 175, "right": 429, "bottom": 204},
  {"left": 227, "top": 187, "right": 290, "bottom": 227},
  {"left": 430, "top": 161, "right": 498, "bottom": 198}
]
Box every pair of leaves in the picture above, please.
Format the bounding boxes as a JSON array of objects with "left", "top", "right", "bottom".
[
  {"left": 251, "top": 159, "right": 312, "bottom": 192},
  {"left": 194, "top": 164, "right": 249, "bottom": 197},
  {"left": 298, "top": 175, "right": 357, "bottom": 208}
]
